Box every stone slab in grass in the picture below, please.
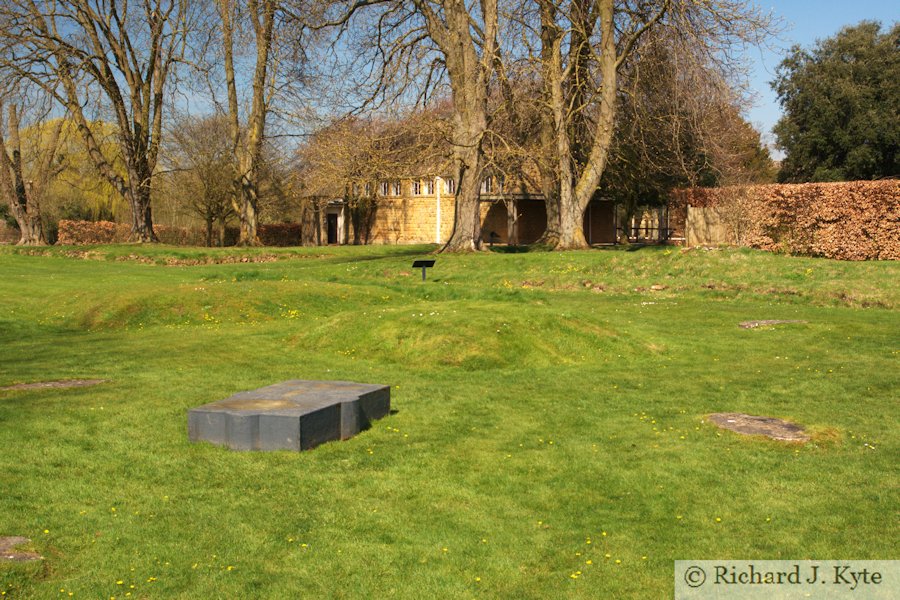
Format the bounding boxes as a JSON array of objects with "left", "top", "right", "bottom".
[
  {"left": 0, "top": 537, "right": 42, "bottom": 562},
  {"left": 0, "top": 379, "right": 106, "bottom": 391},
  {"left": 708, "top": 412, "right": 809, "bottom": 442},
  {"left": 188, "top": 380, "right": 390, "bottom": 451},
  {"left": 739, "top": 320, "right": 807, "bottom": 329}
]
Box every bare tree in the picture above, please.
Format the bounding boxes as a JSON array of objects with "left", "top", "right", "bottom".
[
  {"left": 163, "top": 114, "right": 236, "bottom": 246},
  {"left": 0, "top": 0, "right": 196, "bottom": 242},
  {"left": 213, "top": 0, "right": 281, "bottom": 245},
  {"left": 308, "top": 0, "right": 500, "bottom": 251},
  {"left": 601, "top": 26, "right": 774, "bottom": 239},
  {"left": 524, "top": 0, "right": 774, "bottom": 249},
  {"left": 0, "top": 101, "right": 65, "bottom": 245}
]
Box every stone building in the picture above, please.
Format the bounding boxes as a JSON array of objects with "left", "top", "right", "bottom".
[{"left": 309, "top": 174, "right": 621, "bottom": 246}]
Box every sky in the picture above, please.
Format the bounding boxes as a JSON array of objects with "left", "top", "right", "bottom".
[{"left": 743, "top": 0, "right": 897, "bottom": 153}]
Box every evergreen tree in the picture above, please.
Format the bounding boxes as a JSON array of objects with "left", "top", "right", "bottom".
[{"left": 772, "top": 21, "right": 899, "bottom": 182}]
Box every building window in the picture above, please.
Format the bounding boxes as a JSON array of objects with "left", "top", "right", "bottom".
[
  {"left": 424, "top": 179, "right": 434, "bottom": 195},
  {"left": 444, "top": 178, "right": 455, "bottom": 194},
  {"left": 391, "top": 180, "right": 402, "bottom": 195},
  {"left": 480, "top": 176, "right": 493, "bottom": 194},
  {"left": 364, "top": 182, "right": 372, "bottom": 196},
  {"left": 380, "top": 181, "right": 389, "bottom": 196},
  {"left": 412, "top": 180, "right": 422, "bottom": 195}
]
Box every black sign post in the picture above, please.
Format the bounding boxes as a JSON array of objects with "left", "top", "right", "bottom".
[{"left": 412, "top": 260, "right": 436, "bottom": 281}]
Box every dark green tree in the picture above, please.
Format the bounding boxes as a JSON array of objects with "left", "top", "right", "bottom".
[{"left": 772, "top": 21, "right": 899, "bottom": 182}]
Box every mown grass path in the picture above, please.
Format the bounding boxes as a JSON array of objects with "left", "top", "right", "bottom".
[{"left": 1, "top": 245, "right": 897, "bottom": 598}]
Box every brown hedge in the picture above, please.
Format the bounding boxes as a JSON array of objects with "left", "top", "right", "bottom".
[
  {"left": 670, "top": 180, "right": 900, "bottom": 260},
  {"left": 57, "top": 220, "right": 301, "bottom": 247}
]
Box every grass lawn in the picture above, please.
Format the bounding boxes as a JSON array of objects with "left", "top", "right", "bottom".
[{"left": 0, "top": 243, "right": 897, "bottom": 598}]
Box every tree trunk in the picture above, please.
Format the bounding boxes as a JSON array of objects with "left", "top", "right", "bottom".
[
  {"left": 220, "top": 0, "right": 276, "bottom": 247},
  {"left": 417, "top": 0, "right": 496, "bottom": 253},
  {"left": 218, "top": 215, "right": 227, "bottom": 246},
  {"left": 442, "top": 146, "right": 483, "bottom": 251},
  {"left": 14, "top": 212, "right": 46, "bottom": 246},
  {"left": 0, "top": 104, "right": 49, "bottom": 246},
  {"left": 550, "top": 0, "right": 618, "bottom": 250},
  {"left": 205, "top": 216, "right": 214, "bottom": 247},
  {"left": 506, "top": 198, "right": 518, "bottom": 246},
  {"left": 127, "top": 176, "right": 158, "bottom": 243},
  {"left": 238, "top": 162, "right": 261, "bottom": 246}
]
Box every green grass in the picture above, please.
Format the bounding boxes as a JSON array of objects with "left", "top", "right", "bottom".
[{"left": 0, "top": 244, "right": 897, "bottom": 598}]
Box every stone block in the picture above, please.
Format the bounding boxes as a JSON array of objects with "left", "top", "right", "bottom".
[{"left": 188, "top": 380, "right": 390, "bottom": 451}]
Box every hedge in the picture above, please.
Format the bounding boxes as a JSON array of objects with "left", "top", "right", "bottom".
[
  {"left": 57, "top": 221, "right": 302, "bottom": 247},
  {"left": 670, "top": 180, "right": 900, "bottom": 260}
]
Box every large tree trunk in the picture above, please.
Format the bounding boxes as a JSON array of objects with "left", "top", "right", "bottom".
[
  {"left": 238, "top": 156, "right": 261, "bottom": 246},
  {"left": 206, "top": 216, "right": 214, "bottom": 247},
  {"left": 220, "top": 0, "right": 276, "bottom": 247},
  {"left": 0, "top": 104, "right": 52, "bottom": 246},
  {"left": 443, "top": 145, "right": 483, "bottom": 251},
  {"left": 415, "top": 0, "right": 497, "bottom": 253},
  {"left": 127, "top": 174, "right": 158, "bottom": 243},
  {"left": 548, "top": 0, "right": 618, "bottom": 250},
  {"left": 218, "top": 215, "right": 227, "bottom": 246}
]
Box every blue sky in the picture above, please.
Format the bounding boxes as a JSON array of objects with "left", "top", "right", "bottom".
[{"left": 744, "top": 1, "right": 897, "bottom": 152}]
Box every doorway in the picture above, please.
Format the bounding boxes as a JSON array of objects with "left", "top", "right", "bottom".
[{"left": 326, "top": 213, "right": 338, "bottom": 244}]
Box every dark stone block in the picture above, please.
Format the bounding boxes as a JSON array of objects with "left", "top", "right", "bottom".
[{"left": 188, "top": 380, "right": 390, "bottom": 451}]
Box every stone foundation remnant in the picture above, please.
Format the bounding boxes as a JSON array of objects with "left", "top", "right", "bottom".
[
  {"left": 708, "top": 412, "right": 810, "bottom": 442},
  {"left": 188, "top": 380, "right": 390, "bottom": 451},
  {"left": 0, "top": 537, "right": 42, "bottom": 562},
  {"left": 739, "top": 320, "right": 807, "bottom": 329}
]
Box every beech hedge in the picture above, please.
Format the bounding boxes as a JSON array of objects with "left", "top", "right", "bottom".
[{"left": 670, "top": 180, "right": 899, "bottom": 260}]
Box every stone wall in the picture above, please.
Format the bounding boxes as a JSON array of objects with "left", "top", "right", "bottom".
[
  {"left": 670, "top": 180, "right": 900, "bottom": 260},
  {"left": 366, "top": 195, "right": 454, "bottom": 244}
]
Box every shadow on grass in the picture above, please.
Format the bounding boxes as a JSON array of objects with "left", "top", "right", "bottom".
[{"left": 486, "top": 245, "right": 535, "bottom": 254}]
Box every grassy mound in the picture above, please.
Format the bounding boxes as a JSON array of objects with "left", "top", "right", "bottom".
[{"left": 0, "top": 244, "right": 897, "bottom": 598}]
